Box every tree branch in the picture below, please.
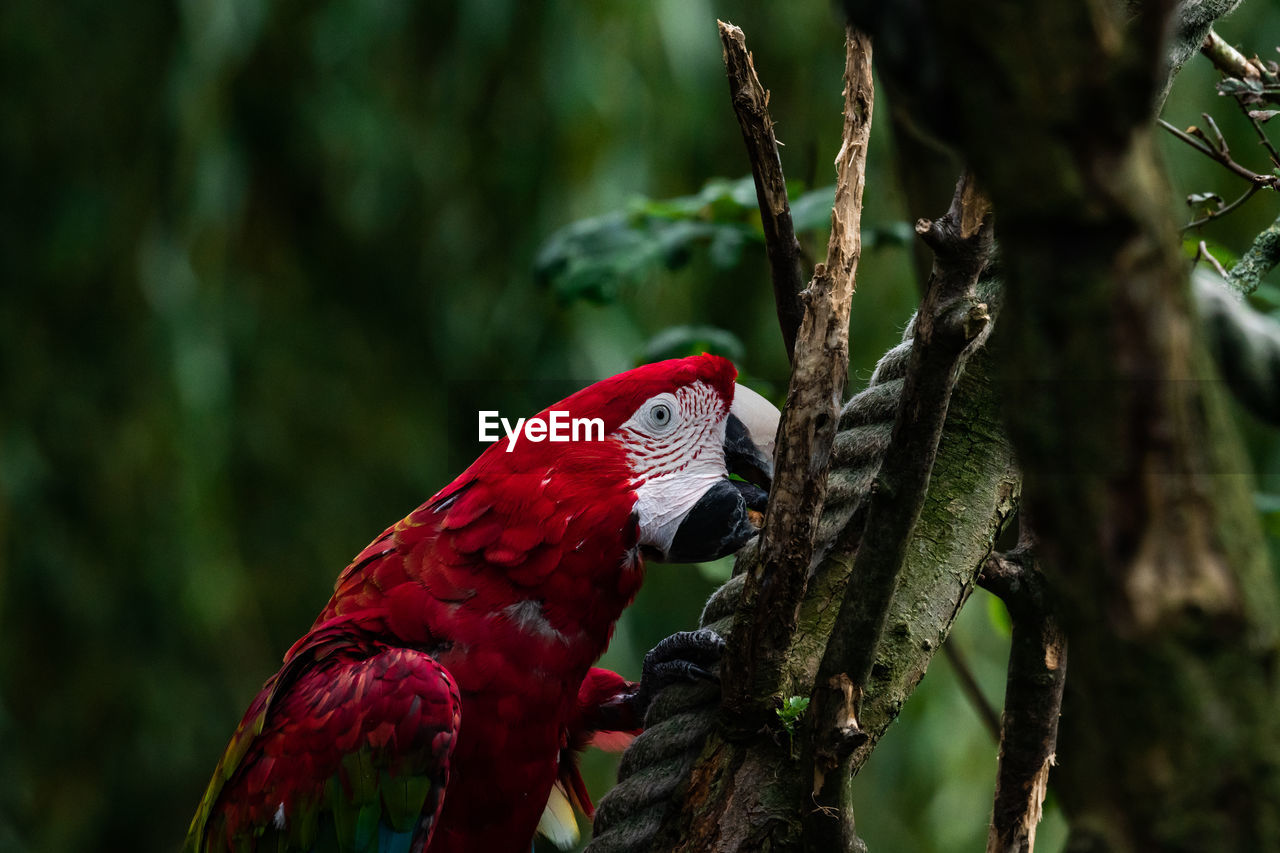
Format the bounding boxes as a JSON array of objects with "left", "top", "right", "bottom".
[
  {"left": 1232, "top": 98, "right": 1280, "bottom": 170},
  {"left": 804, "top": 172, "right": 993, "bottom": 851},
  {"left": 646, "top": 322, "right": 1018, "bottom": 853},
  {"left": 1200, "top": 28, "right": 1280, "bottom": 103},
  {"left": 979, "top": 540, "right": 1066, "bottom": 853},
  {"left": 943, "top": 640, "right": 1001, "bottom": 744},
  {"left": 1183, "top": 184, "right": 1263, "bottom": 231},
  {"left": 717, "top": 20, "right": 807, "bottom": 362},
  {"left": 721, "top": 25, "right": 873, "bottom": 729},
  {"left": 1156, "top": 118, "right": 1279, "bottom": 189},
  {"left": 1227, "top": 210, "right": 1280, "bottom": 295}
]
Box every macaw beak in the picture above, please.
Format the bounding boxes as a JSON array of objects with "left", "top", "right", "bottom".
[{"left": 665, "top": 383, "right": 780, "bottom": 563}]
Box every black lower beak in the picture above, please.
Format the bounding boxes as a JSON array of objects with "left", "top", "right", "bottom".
[{"left": 666, "top": 478, "right": 763, "bottom": 563}]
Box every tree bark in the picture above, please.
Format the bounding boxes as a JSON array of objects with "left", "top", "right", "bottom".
[
  {"left": 843, "top": 0, "right": 1280, "bottom": 849},
  {"left": 716, "top": 21, "right": 807, "bottom": 361},
  {"left": 721, "top": 26, "right": 872, "bottom": 731},
  {"left": 979, "top": 543, "right": 1067, "bottom": 853},
  {"left": 805, "top": 173, "right": 992, "bottom": 851}
]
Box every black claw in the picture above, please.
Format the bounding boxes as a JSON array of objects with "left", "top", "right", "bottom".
[
  {"left": 634, "top": 629, "right": 726, "bottom": 720},
  {"left": 645, "top": 629, "right": 725, "bottom": 677}
]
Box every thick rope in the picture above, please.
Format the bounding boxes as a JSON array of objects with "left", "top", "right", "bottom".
[{"left": 584, "top": 329, "right": 913, "bottom": 853}]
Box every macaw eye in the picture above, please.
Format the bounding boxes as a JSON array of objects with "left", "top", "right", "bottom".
[{"left": 644, "top": 399, "right": 677, "bottom": 433}]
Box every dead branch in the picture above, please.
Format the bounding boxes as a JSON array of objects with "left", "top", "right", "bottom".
[
  {"left": 718, "top": 20, "right": 807, "bottom": 362},
  {"left": 978, "top": 540, "right": 1066, "bottom": 853},
  {"left": 1157, "top": 119, "right": 1279, "bottom": 190},
  {"left": 720, "top": 26, "right": 874, "bottom": 730},
  {"left": 803, "top": 172, "right": 993, "bottom": 851}
]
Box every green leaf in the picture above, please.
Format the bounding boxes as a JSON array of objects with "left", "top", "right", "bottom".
[
  {"left": 535, "top": 176, "right": 913, "bottom": 304},
  {"left": 986, "top": 592, "right": 1012, "bottom": 638},
  {"left": 1218, "top": 76, "right": 1265, "bottom": 97},
  {"left": 789, "top": 184, "right": 838, "bottom": 233},
  {"left": 777, "top": 695, "right": 811, "bottom": 728},
  {"left": 776, "top": 695, "right": 811, "bottom": 757},
  {"left": 534, "top": 211, "right": 729, "bottom": 304},
  {"left": 1186, "top": 191, "right": 1224, "bottom": 209},
  {"left": 641, "top": 325, "right": 746, "bottom": 363}
]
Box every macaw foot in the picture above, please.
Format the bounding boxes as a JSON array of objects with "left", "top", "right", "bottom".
[{"left": 633, "top": 628, "right": 725, "bottom": 721}]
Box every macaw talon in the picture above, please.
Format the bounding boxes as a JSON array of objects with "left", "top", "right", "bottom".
[{"left": 633, "top": 629, "right": 726, "bottom": 721}]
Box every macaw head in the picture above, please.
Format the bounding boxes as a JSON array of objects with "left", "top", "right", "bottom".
[
  {"left": 414, "top": 353, "right": 779, "bottom": 612},
  {"left": 325, "top": 355, "right": 779, "bottom": 656},
  {"left": 525, "top": 353, "right": 779, "bottom": 564}
]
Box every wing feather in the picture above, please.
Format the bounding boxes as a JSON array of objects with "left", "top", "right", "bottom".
[{"left": 185, "top": 630, "right": 460, "bottom": 853}]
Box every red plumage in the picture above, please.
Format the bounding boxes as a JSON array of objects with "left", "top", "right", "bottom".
[{"left": 185, "top": 354, "right": 742, "bottom": 853}]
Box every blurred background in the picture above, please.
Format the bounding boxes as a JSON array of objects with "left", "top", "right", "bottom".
[{"left": 2, "top": 2, "right": 1278, "bottom": 851}]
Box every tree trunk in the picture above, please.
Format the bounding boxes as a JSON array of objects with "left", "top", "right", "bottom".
[{"left": 843, "top": 0, "right": 1280, "bottom": 848}]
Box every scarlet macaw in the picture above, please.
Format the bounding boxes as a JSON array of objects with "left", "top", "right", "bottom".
[{"left": 184, "top": 353, "right": 778, "bottom": 853}]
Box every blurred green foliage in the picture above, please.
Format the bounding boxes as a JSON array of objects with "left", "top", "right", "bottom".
[{"left": 1, "top": 2, "right": 1277, "bottom": 852}]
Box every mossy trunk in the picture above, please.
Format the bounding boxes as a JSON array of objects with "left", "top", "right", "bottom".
[{"left": 660, "top": 345, "right": 1019, "bottom": 852}]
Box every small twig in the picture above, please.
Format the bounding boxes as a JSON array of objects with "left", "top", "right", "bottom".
[
  {"left": 721, "top": 25, "right": 873, "bottom": 729},
  {"left": 1184, "top": 183, "right": 1263, "bottom": 231},
  {"left": 943, "top": 640, "right": 1001, "bottom": 743},
  {"left": 1200, "top": 112, "right": 1228, "bottom": 154},
  {"left": 1159, "top": 116, "right": 1275, "bottom": 230},
  {"left": 978, "top": 542, "right": 1067, "bottom": 853},
  {"left": 804, "top": 170, "right": 993, "bottom": 852},
  {"left": 1196, "top": 240, "right": 1231, "bottom": 279},
  {"left": 1235, "top": 99, "right": 1280, "bottom": 170},
  {"left": 718, "top": 21, "right": 808, "bottom": 363},
  {"left": 1157, "top": 119, "right": 1278, "bottom": 188}
]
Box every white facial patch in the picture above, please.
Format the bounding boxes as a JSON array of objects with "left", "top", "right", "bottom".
[{"left": 618, "top": 382, "right": 729, "bottom": 556}]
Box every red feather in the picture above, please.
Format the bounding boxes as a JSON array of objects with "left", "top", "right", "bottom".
[{"left": 185, "top": 355, "right": 740, "bottom": 853}]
